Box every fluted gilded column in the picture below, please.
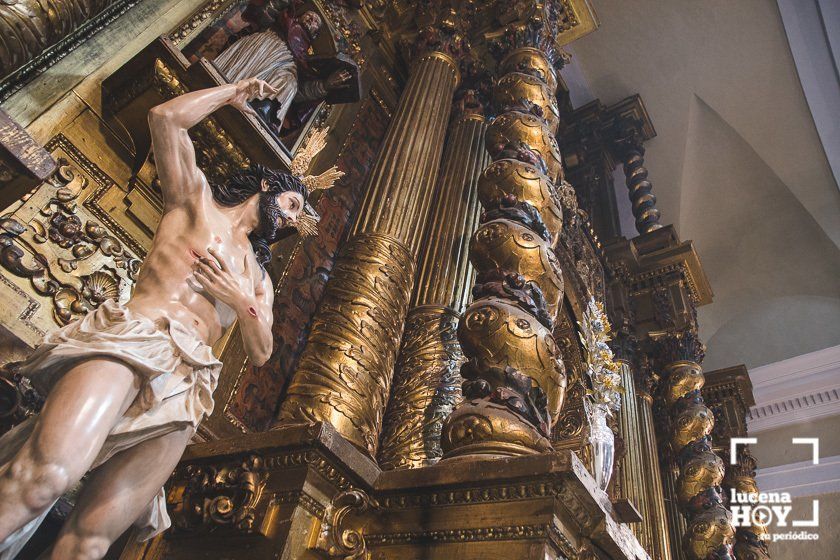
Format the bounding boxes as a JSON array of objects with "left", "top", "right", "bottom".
[
  {"left": 614, "top": 357, "right": 652, "bottom": 551},
  {"left": 440, "top": 41, "right": 570, "bottom": 459},
  {"left": 377, "top": 83, "right": 490, "bottom": 470},
  {"left": 612, "top": 342, "right": 673, "bottom": 560},
  {"left": 613, "top": 118, "right": 662, "bottom": 235},
  {"left": 277, "top": 49, "right": 460, "bottom": 456},
  {"left": 653, "top": 329, "right": 736, "bottom": 560},
  {"left": 636, "top": 365, "right": 674, "bottom": 560},
  {"left": 661, "top": 453, "right": 689, "bottom": 560}
]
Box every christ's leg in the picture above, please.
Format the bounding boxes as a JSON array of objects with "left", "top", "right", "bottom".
[
  {"left": 0, "top": 358, "right": 140, "bottom": 540},
  {"left": 50, "top": 427, "right": 193, "bottom": 560}
]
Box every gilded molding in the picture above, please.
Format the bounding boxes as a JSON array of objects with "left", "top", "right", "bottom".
[
  {"left": 366, "top": 523, "right": 553, "bottom": 545},
  {"left": 0, "top": 0, "right": 140, "bottom": 100},
  {"left": 168, "top": 0, "right": 232, "bottom": 45},
  {"left": 278, "top": 233, "right": 415, "bottom": 455}
]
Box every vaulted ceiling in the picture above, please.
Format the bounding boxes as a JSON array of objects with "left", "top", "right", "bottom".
[{"left": 562, "top": 0, "right": 840, "bottom": 370}]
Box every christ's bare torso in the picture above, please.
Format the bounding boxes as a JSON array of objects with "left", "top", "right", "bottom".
[{"left": 127, "top": 191, "right": 259, "bottom": 346}]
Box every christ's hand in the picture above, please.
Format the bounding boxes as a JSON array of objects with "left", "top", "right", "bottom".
[
  {"left": 192, "top": 248, "right": 255, "bottom": 314},
  {"left": 230, "top": 78, "right": 279, "bottom": 117}
]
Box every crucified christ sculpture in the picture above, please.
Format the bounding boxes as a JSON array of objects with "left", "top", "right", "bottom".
[{"left": 0, "top": 78, "right": 307, "bottom": 559}]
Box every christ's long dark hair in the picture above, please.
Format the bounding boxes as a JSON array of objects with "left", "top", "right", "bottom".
[{"left": 211, "top": 164, "right": 308, "bottom": 269}]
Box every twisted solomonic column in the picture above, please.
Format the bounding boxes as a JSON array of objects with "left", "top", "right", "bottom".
[
  {"left": 653, "top": 329, "right": 736, "bottom": 560},
  {"left": 702, "top": 368, "right": 771, "bottom": 560},
  {"left": 725, "top": 446, "right": 771, "bottom": 560},
  {"left": 440, "top": 45, "right": 571, "bottom": 460},
  {"left": 377, "top": 68, "right": 491, "bottom": 470},
  {"left": 277, "top": 41, "right": 462, "bottom": 456},
  {"left": 613, "top": 118, "right": 662, "bottom": 235}
]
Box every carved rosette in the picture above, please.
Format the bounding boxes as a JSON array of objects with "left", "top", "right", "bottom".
[
  {"left": 441, "top": 40, "right": 572, "bottom": 461},
  {"left": 655, "top": 332, "right": 737, "bottom": 560},
  {"left": 278, "top": 233, "right": 414, "bottom": 455},
  {"left": 378, "top": 306, "right": 464, "bottom": 470}
]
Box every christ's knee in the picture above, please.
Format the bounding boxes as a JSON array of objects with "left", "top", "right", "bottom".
[
  {"left": 52, "top": 529, "right": 112, "bottom": 560},
  {"left": 2, "top": 448, "right": 72, "bottom": 512}
]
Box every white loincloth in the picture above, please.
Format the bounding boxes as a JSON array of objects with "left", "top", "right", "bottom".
[{"left": 0, "top": 299, "right": 222, "bottom": 559}]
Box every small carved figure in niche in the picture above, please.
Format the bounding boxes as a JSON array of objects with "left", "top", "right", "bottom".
[
  {"left": 212, "top": 0, "right": 354, "bottom": 139},
  {"left": 0, "top": 79, "right": 333, "bottom": 558}
]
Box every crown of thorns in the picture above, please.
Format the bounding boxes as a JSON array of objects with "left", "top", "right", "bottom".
[{"left": 290, "top": 126, "right": 343, "bottom": 237}]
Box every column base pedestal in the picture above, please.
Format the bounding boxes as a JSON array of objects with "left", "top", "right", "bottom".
[{"left": 120, "top": 422, "right": 649, "bottom": 560}]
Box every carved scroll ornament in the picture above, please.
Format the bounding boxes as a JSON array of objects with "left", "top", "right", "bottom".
[{"left": 0, "top": 157, "right": 139, "bottom": 331}]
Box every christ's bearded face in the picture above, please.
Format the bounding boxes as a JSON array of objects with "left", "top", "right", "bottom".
[
  {"left": 275, "top": 191, "right": 304, "bottom": 223},
  {"left": 255, "top": 188, "right": 305, "bottom": 245}
]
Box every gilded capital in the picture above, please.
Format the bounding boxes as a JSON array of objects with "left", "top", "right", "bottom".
[
  {"left": 450, "top": 58, "right": 492, "bottom": 123},
  {"left": 651, "top": 327, "right": 706, "bottom": 368}
]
